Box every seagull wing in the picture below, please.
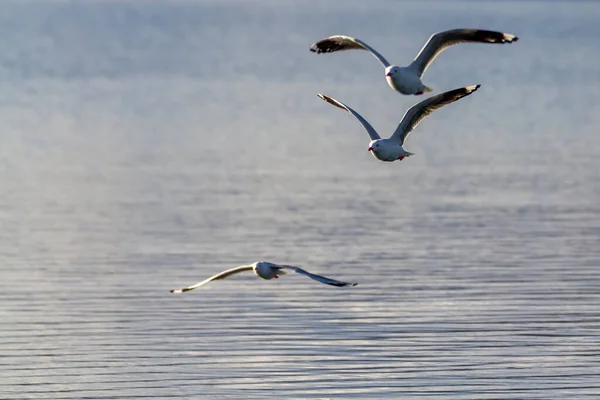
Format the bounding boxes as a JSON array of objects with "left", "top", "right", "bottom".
[
  {"left": 170, "top": 265, "right": 254, "bottom": 293},
  {"left": 279, "top": 265, "right": 357, "bottom": 287},
  {"left": 318, "top": 94, "right": 381, "bottom": 141},
  {"left": 390, "top": 85, "right": 480, "bottom": 145},
  {"left": 409, "top": 29, "right": 518, "bottom": 77},
  {"left": 310, "top": 35, "right": 391, "bottom": 68}
]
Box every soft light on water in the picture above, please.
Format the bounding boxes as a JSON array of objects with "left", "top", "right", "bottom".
[{"left": 1, "top": 1, "right": 599, "bottom": 399}]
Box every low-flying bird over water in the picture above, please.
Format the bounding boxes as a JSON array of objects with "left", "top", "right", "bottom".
[
  {"left": 170, "top": 261, "right": 357, "bottom": 293},
  {"left": 318, "top": 84, "right": 480, "bottom": 162},
  {"left": 310, "top": 29, "right": 517, "bottom": 95}
]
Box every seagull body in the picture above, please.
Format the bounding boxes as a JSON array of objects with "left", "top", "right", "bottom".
[
  {"left": 310, "top": 29, "right": 518, "bottom": 95},
  {"left": 318, "top": 84, "right": 481, "bottom": 162},
  {"left": 170, "top": 261, "right": 357, "bottom": 293}
]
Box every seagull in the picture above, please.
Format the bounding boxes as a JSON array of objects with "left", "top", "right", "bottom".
[
  {"left": 170, "top": 261, "right": 357, "bottom": 293},
  {"left": 310, "top": 29, "right": 517, "bottom": 95},
  {"left": 318, "top": 84, "right": 480, "bottom": 162}
]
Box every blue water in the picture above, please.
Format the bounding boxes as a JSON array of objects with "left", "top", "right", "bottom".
[{"left": 1, "top": 1, "right": 599, "bottom": 399}]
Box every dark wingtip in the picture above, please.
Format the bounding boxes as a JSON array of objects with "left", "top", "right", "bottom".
[
  {"left": 470, "top": 30, "right": 519, "bottom": 44},
  {"left": 462, "top": 84, "right": 481, "bottom": 95},
  {"left": 458, "top": 83, "right": 481, "bottom": 96},
  {"left": 310, "top": 39, "right": 338, "bottom": 54},
  {"left": 310, "top": 43, "right": 323, "bottom": 53},
  {"left": 500, "top": 32, "right": 518, "bottom": 43},
  {"left": 170, "top": 287, "right": 191, "bottom": 294}
]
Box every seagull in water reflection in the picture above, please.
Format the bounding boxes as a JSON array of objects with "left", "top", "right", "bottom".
[
  {"left": 170, "top": 261, "right": 357, "bottom": 293},
  {"left": 318, "top": 84, "right": 480, "bottom": 162},
  {"left": 310, "top": 29, "right": 518, "bottom": 95}
]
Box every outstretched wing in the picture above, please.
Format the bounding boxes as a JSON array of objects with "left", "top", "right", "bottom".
[
  {"left": 279, "top": 265, "right": 357, "bottom": 287},
  {"left": 390, "top": 85, "right": 480, "bottom": 145},
  {"left": 170, "top": 265, "right": 254, "bottom": 293},
  {"left": 310, "top": 35, "right": 391, "bottom": 68},
  {"left": 409, "top": 29, "right": 518, "bottom": 76},
  {"left": 317, "top": 94, "right": 381, "bottom": 141}
]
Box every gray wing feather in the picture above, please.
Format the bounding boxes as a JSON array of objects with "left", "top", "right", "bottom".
[
  {"left": 409, "top": 29, "right": 518, "bottom": 76},
  {"left": 310, "top": 35, "right": 391, "bottom": 68},
  {"left": 390, "top": 85, "right": 480, "bottom": 145},
  {"left": 318, "top": 94, "right": 381, "bottom": 141},
  {"left": 279, "top": 265, "right": 357, "bottom": 287},
  {"left": 170, "top": 265, "right": 254, "bottom": 293}
]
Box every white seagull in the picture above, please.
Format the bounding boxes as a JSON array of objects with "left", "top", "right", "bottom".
[
  {"left": 318, "top": 84, "right": 480, "bottom": 162},
  {"left": 170, "top": 261, "right": 357, "bottom": 293},
  {"left": 310, "top": 29, "right": 517, "bottom": 95}
]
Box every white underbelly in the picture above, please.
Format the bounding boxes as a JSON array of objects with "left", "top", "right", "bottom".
[
  {"left": 386, "top": 72, "right": 422, "bottom": 95},
  {"left": 370, "top": 147, "right": 404, "bottom": 162}
]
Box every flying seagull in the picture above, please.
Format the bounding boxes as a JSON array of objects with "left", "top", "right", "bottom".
[
  {"left": 310, "top": 29, "right": 517, "bottom": 95},
  {"left": 317, "top": 84, "right": 480, "bottom": 162},
  {"left": 170, "top": 261, "right": 357, "bottom": 293}
]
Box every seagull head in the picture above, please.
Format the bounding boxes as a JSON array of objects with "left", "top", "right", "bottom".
[
  {"left": 368, "top": 140, "right": 382, "bottom": 153},
  {"left": 254, "top": 261, "right": 279, "bottom": 280},
  {"left": 385, "top": 66, "right": 399, "bottom": 77}
]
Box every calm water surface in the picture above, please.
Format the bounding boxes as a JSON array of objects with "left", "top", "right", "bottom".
[{"left": 1, "top": 1, "right": 599, "bottom": 399}]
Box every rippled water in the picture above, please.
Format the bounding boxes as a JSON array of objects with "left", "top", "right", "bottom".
[{"left": 1, "top": 1, "right": 599, "bottom": 399}]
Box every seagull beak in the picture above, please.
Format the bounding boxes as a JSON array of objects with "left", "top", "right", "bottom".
[
  {"left": 386, "top": 72, "right": 392, "bottom": 77},
  {"left": 368, "top": 147, "right": 373, "bottom": 152}
]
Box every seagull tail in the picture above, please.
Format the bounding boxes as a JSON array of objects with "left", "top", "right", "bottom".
[{"left": 404, "top": 152, "right": 415, "bottom": 157}]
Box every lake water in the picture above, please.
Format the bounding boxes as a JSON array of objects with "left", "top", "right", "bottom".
[{"left": 1, "top": 1, "right": 599, "bottom": 399}]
